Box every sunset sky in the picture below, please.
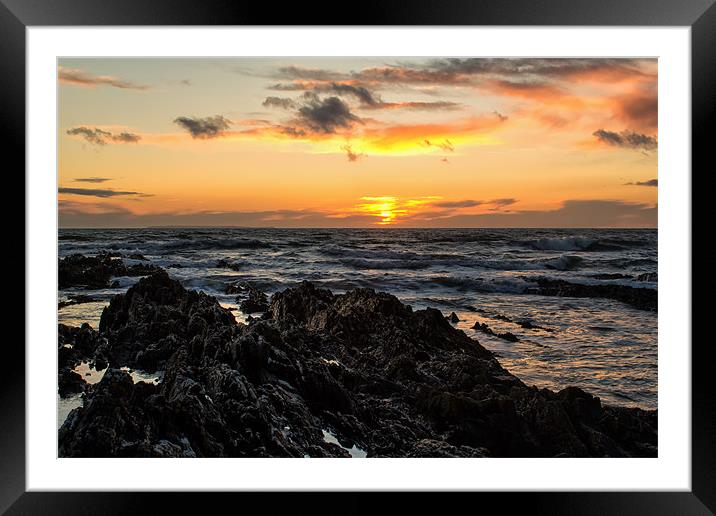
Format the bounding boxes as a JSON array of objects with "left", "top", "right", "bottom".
[{"left": 58, "top": 57, "right": 657, "bottom": 228}]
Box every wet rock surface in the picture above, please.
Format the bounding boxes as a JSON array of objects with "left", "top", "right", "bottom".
[
  {"left": 531, "top": 278, "right": 657, "bottom": 312},
  {"left": 472, "top": 321, "right": 520, "bottom": 342},
  {"left": 59, "top": 252, "right": 162, "bottom": 289},
  {"left": 58, "top": 294, "right": 98, "bottom": 310},
  {"left": 228, "top": 282, "right": 269, "bottom": 314},
  {"left": 215, "top": 258, "right": 242, "bottom": 271},
  {"left": 57, "top": 323, "right": 105, "bottom": 397},
  {"left": 59, "top": 272, "right": 657, "bottom": 458},
  {"left": 98, "top": 270, "right": 236, "bottom": 372}
]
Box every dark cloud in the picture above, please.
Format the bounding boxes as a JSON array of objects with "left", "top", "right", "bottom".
[
  {"left": 267, "top": 83, "right": 311, "bottom": 92},
  {"left": 321, "top": 58, "right": 653, "bottom": 90},
  {"left": 73, "top": 177, "right": 112, "bottom": 183},
  {"left": 273, "top": 66, "right": 348, "bottom": 82},
  {"left": 268, "top": 82, "right": 460, "bottom": 111},
  {"left": 180, "top": 79, "right": 192, "bottom": 86},
  {"left": 66, "top": 127, "right": 111, "bottom": 145},
  {"left": 112, "top": 132, "right": 141, "bottom": 143},
  {"left": 625, "top": 179, "right": 658, "bottom": 187},
  {"left": 494, "top": 110, "right": 509, "bottom": 122},
  {"left": 423, "top": 139, "right": 454, "bottom": 152},
  {"left": 66, "top": 127, "right": 142, "bottom": 146},
  {"left": 296, "top": 95, "right": 360, "bottom": 134},
  {"left": 431, "top": 198, "right": 517, "bottom": 210},
  {"left": 402, "top": 200, "right": 656, "bottom": 228},
  {"left": 59, "top": 187, "right": 152, "bottom": 198},
  {"left": 489, "top": 198, "right": 518, "bottom": 209},
  {"left": 328, "top": 83, "right": 379, "bottom": 106},
  {"left": 277, "top": 125, "right": 307, "bottom": 138},
  {"left": 341, "top": 144, "right": 364, "bottom": 162},
  {"left": 262, "top": 97, "right": 297, "bottom": 110},
  {"left": 433, "top": 199, "right": 483, "bottom": 208},
  {"left": 58, "top": 67, "right": 149, "bottom": 90},
  {"left": 593, "top": 129, "right": 657, "bottom": 151},
  {"left": 259, "top": 92, "right": 363, "bottom": 135},
  {"left": 263, "top": 59, "right": 653, "bottom": 132},
  {"left": 173, "top": 115, "right": 231, "bottom": 139},
  {"left": 397, "top": 58, "right": 650, "bottom": 83}
]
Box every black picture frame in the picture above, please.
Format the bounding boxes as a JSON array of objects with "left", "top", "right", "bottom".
[{"left": 3, "top": 0, "right": 714, "bottom": 513}]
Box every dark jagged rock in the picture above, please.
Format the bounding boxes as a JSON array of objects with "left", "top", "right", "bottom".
[
  {"left": 98, "top": 270, "right": 237, "bottom": 372},
  {"left": 499, "top": 331, "right": 519, "bottom": 342},
  {"left": 228, "top": 282, "right": 269, "bottom": 314},
  {"left": 472, "top": 321, "right": 490, "bottom": 333},
  {"left": 471, "top": 321, "right": 520, "bottom": 342},
  {"left": 58, "top": 323, "right": 104, "bottom": 369},
  {"left": 58, "top": 323, "right": 104, "bottom": 398},
  {"left": 59, "top": 253, "right": 121, "bottom": 289},
  {"left": 59, "top": 279, "right": 657, "bottom": 458},
  {"left": 447, "top": 312, "right": 460, "bottom": 324},
  {"left": 590, "top": 273, "right": 632, "bottom": 280},
  {"left": 59, "top": 368, "right": 87, "bottom": 397},
  {"left": 517, "top": 319, "right": 553, "bottom": 332},
  {"left": 475, "top": 310, "right": 552, "bottom": 333},
  {"left": 215, "top": 258, "right": 242, "bottom": 271},
  {"left": 59, "top": 252, "right": 163, "bottom": 289},
  {"left": 58, "top": 369, "right": 164, "bottom": 457},
  {"left": 532, "top": 278, "right": 657, "bottom": 312},
  {"left": 406, "top": 439, "right": 488, "bottom": 458}
]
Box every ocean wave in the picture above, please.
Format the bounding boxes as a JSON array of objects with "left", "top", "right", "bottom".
[
  {"left": 542, "top": 255, "right": 584, "bottom": 271},
  {"left": 429, "top": 275, "right": 531, "bottom": 294},
  {"left": 526, "top": 236, "right": 599, "bottom": 251},
  {"left": 161, "top": 238, "right": 272, "bottom": 251},
  {"left": 524, "top": 235, "right": 649, "bottom": 252},
  {"left": 339, "top": 258, "right": 431, "bottom": 270}
]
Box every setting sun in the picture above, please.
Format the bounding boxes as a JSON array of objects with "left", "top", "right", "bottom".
[{"left": 58, "top": 57, "right": 656, "bottom": 229}]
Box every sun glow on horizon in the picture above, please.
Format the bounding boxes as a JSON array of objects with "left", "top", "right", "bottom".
[{"left": 58, "top": 57, "right": 658, "bottom": 229}]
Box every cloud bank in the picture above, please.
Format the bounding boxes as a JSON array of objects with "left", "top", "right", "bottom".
[{"left": 59, "top": 198, "right": 655, "bottom": 229}]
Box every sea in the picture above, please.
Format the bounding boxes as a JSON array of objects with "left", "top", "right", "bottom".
[{"left": 57, "top": 227, "right": 658, "bottom": 419}]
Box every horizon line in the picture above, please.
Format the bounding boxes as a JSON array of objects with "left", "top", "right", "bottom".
[{"left": 57, "top": 225, "right": 658, "bottom": 230}]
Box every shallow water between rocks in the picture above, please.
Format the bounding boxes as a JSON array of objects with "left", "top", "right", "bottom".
[{"left": 58, "top": 227, "right": 657, "bottom": 430}]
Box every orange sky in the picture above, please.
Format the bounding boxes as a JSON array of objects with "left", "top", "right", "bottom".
[{"left": 58, "top": 57, "right": 657, "bottom": 228}]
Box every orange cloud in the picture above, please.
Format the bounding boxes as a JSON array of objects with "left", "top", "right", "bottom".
[{"left": 58, "top": 67, "right": 149, "bottom": 90}]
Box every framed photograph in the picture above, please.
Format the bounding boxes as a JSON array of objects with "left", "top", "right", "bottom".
[{"left": 5, "top": 0, "right": 714, "bottom": 512}]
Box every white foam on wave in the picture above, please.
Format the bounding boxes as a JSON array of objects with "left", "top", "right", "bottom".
[
  {"left": 542, "top": 255, "right": 584, "bottom": 271},
  {"left": 529, "top": 236, "right": 597, "bottom": 251}
]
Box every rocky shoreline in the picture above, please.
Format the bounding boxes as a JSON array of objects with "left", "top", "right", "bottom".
[
  {"left": 58, "top": 264, "right": 657, "bottom": 458},
  {"left": 530, "top": 278, "right": 657, "bottom": 312}
]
